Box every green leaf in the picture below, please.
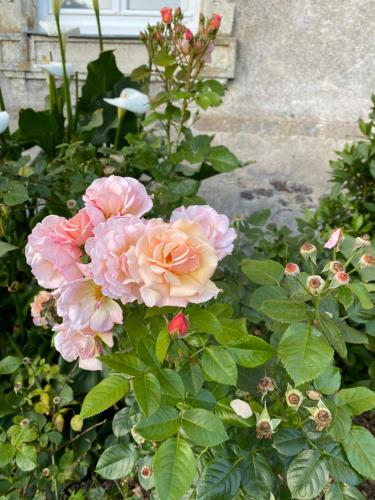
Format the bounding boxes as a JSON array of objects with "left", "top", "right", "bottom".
[
  {"left": 261, "top": 300, "right": 310, "bottom": 323},
  {"left": 249, "top": 285, "right": 288, "bottom": 310},
  {"left": 157, "top": 369, "right": 185, "bottom": 399},
  {"left": 189, "top": 308, "right": 222, "bottom": 336},
  {"left": 241, "top": 453, "right": 274, "bottom": 499},
  {"left": 213, "top": 318, "right": 247, "bottom": 345},
  {"left": 179, "top": 361, "right": 203, "bottom": 394},
  {"left": 112, "top": 408, "right": 133, "bottom": 437},
  {"left": 18, "top": 109, "right": 64, "bottom": 158},
  {"left": 95, "top": 444, "right": 137, "bottom": 480},
  {"left": 329, "top": 406, "right": 352, "bottom": 443},
  {"left": 228, "top": 336, "right": 275, "bottom": 368},
  {"left": 324, "top": 442, "right": 361, "bottom": 486},
  {"left": 0, "top": 241, "right": 18, "bottom": 258},
  {"left": 80, "top": 375, "right": 129, "bottom": 419},
  {"left": 201, "top": 346, "right": 237, "bottom": 385},
  {"left": 100, "top": 353, "right": 145, "bottom": 375},
  {"left": 137, "top": 407, "right": 179, "bottom": 441},
  {"left": 325, "top": 483, "right": 365, "bottom": 500},
  {"left": 153, "top": 49, "right": 175, "bottom": 67},
  {"left": 314, "top": 365, "right": 341, "bottom": 395},
  {"left": 153, "top": 437, "right": 195, "bottom": 500},
  {"left": 349, "top": 282, "right": 374, "bottom": 310},
  {"left": 0, "top": 356, "right": 22, "bottom": 375},
  {"left": 318, "top": 314, "right": 347, "bottom": 358},
  {"left": 155, "top": 327, "right": 171, "bottom": 364},
  {"left": 133, "top": 372, "right": 161, "bottom": 417},
  {"left": 80, "top": 50, "right": 123, "bottom": 107},
  {"left": 336, "top": 286, "right": 354, "bottom": 310},
  {"left": 343, "top": 426, "right": 375, "bottom": 479},
  {"left": 181, "top": 408, "right": 228, "bottom": 446},
  {"left": 279, "top": 323, "right": 334, "bottom": 385},
  {"left": 272, "top": 429, "right": 307, "bottom": 457},
  {"left": 3, "top": 181, "right": 29, "bottom": 206},
  {"left": 241, "top": 259, "right": 284, "bottom": 285},
  {"left": 334, "top": 387, "right": 375, "bottom": 415},
  {"left": 15, "top": 445, "right": 36, "bottom": 472},
  {"left": 207, "top": 146, "right": 240, "bottom": 173},
  {"left": 0, "top": 444, "right": 15, "bottom": 467},
  {"left": 197, "top": 459, "right": 241, "bottom": 499},
  {"left": 287, "top": 450, "right": 329, "bottom": 499}
]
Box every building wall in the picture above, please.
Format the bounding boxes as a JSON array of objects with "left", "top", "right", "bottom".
[{"left": 1, "top": 0, "right": 374, "bottom": 226}]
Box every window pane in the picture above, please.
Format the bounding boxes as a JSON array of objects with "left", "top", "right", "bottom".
[
  {"left": 62, "top": 0, "right": 113, "bottom": 8},
  {"left": 128, "top": 0, "right": 181, "bottom": 11}
]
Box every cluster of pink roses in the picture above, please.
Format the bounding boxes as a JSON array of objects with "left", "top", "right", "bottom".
[{"left": 26, "top": 176, "right": 236, "bottom": 370}]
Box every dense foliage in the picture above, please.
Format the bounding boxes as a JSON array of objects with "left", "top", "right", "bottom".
[{"left": 0, "top": 3, "right": 374, "bottom": 500}]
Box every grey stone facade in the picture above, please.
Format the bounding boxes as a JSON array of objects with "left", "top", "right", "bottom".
[{"left": 1, "top": 0, "right": 373, "bottom": 225}]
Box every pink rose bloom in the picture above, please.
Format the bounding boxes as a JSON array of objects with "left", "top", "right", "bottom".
[
  {"left": 25, "top": 215, "right": 83, "bottom": 289},
  {"left": 56, "top": 278, "right": 123, "bottom": 332},
  {"left": 53, "top": 323, "right": 113, "bottom": 371},
  {"left": 170, "top": 205, "right": 236, "bottom": 260},
  {"left": 85, "top": 216, "right": 147, "bottom": 302},
  {"left": 30, "top": 290, "right": 52, "bottom": 327},
  {"left": 58, "top": 208, "right": 94, "bottom": 246},
  {"left": 127, "top": 218, "right": 220, "bottom": 307},
  {"left": 83, "top": 176, "right": 153, "bottom": 225},
  {"left": 324, "top": 228, "right": 343, "bottom": 249}
]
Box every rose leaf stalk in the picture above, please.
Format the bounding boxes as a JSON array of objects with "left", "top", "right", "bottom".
[
  {"left": 92, "top": 0, "right": 104, "bottom": 52},
  {"left": 53, "top": 11, "right": 74, "bottom": 136},
  {"left": 114, "top": 109, "right": 126, "bottom": 150}
]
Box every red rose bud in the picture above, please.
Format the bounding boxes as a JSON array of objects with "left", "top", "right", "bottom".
[
  {"left": 284, "top": 262, "right": 300, "bottom": 278},
  {"left": 168, "top": 313, "right": 189, "bottom": 337},
  {"left": 160, "top": 7, "right": 173, "bottom": 24},
  {"left": 209, "top": 13, "right": 222, "bottom": 31},
  {"left": 184, "top": 28, "right": 193, "bottom": 41}
]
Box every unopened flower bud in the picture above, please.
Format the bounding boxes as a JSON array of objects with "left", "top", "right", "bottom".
[
  {"left": 256, "top": 405, "right": 281, "bottom": 439},
  {"left": 141, "top": 466, "right": 152, "bottom": 479},
  {"left": 168, "top": 312, "right": 189, "bottom": 338},
  {"left": 20, "top": 418, "right": 30, "bottom": 428},
  {"left": 359, "top": 254, "right": 375, "bottom": 268},
  {"left": 306, "top": 400, "right": 332, "bottom": 431},
  {"left": 306, "top": 390, "right": 322, "bottom": 401},
  {"left": 209, "top": 13, "right": 222, "bottom": 31},
  {"left": 284, "top": 263, "right": 300, "bottom": 278},
  {"left": 184, "top": 28, "right": 193, "bottom": 41},
  {"left": 300, "top": 242, "right": 317, "bottom": 264},
  {"left": 353, "top": 235, "right": 371, "bottom": 252},
  {"left": 323, "top": 260, "right": 344, "bottom": 274},
  {"left": 70, "top": 414, "right": 83, "bottom": 432},
  {"left": 324, "top": 228, "right": 344, "bottom": 250},
  {"left": 285, "top": 384, "right": 304, "bottom": 410},
  {"left": 306, "top": 275, "right": 325, "bottom": 294},
  {"left": 54, "top": 414, "right": 64, "bottom": 432},
  {"left": 257, "top": 377, "right": 276, "bottom": 400},
  {"left": 230, "top": 399, "right": 253, "bottom": 419},
  {"left": 160, "top": 6, "right": 173, "bottom": 24},
  {"left": 330, "top": 271, "right": 350, "bottom": 288},
  {"left": 66, "top": 199, "right": 77, "bottom": 209}
]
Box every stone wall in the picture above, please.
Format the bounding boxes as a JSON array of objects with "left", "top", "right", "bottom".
[{"left": 1, "top": 0, "right": 374, "bottom": 226}]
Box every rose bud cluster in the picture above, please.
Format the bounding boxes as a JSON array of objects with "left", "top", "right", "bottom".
[{"left": 25, "top": 176, "right": 236, "bottom": 371}]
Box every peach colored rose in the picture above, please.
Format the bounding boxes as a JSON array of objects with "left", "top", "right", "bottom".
[
  {"left": 56, "top": 278, "right": 123, "bottom": 332},
  {"left": 53, "top": 323, "right": 113, "bottom": 371},
  {"left": 127, "top": 218, "right": 220, "bottom": 307},
  {"left": 83, "top": 176, "right": 153, "bottom": 225},
  {"left": 30, "top": 290, "right": 52, "bottom": 327},
  {"left": 59, "top": 208, "right": 94, "bottom": 246},
  {"left": 25, "top": 215, "right": 83, "bottom": 289},
  {"left": 85, "top": 216, "right": 146, "bottom": 302},
  {"left": 170, "top": 205, "right": 236, "bottom": 260}
]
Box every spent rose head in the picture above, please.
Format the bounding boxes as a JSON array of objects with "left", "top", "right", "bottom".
[{"left": 25, "top": 176, "right": 237, "bottom": 370}]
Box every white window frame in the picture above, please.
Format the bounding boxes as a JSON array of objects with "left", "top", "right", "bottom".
[{"left": 37, "top": 0, "right": 201, "bottom": 37}]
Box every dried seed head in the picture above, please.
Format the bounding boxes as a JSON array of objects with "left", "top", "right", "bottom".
[
  {"left": 330, "top": 271, "right": 350, "bottom": 288},
  {"left": 306, "top": 390, "right": 322, "bottom": 401},
  {"left": 53, "top": 396, "right": 61, "bottom": 405},
  {"left": 20, "top": 418, "right": 30, "bottom": 428},
  {"left": 66, "top": 199, "right": 77, "bottom": 209},
  {"left": 141, "top": 466, "right": 152, "bottom": 478},
  {"left": 359, "top": 254, "right": 375, "bottom": 268},
  {"left": 256, "top": 421, "right": 273, "bottom": 439},
  {"left": 353, "top": 234, "right": 371, "bottom": 252},
  {"left": 306, "top": 275, "right": 325, "bottom": 294},
  {"left": 300, "top": 242, "right": 317, "bottom": 263},
  {"left": 285, "top": 385, "right": 304, "bottom": 409},
  {"left": 257, "top": 377, "right": 276, "bottom": 398},
  {"left": 307, "top": 401, "right": 332, "bottom": 431},
  {"left": 42, "top": 467, "right": 50, "bottom": 477}
]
